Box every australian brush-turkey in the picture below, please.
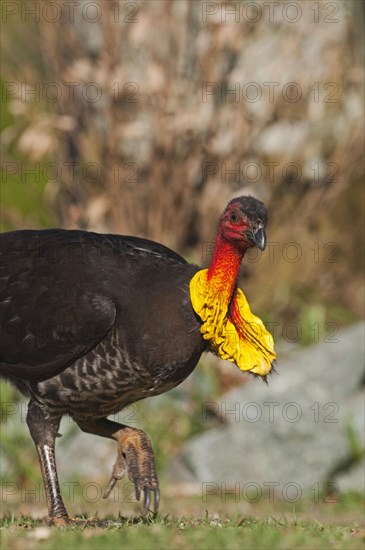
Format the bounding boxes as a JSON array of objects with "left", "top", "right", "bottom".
[{"left": 0, "top": 195, "right": 275, "bottom": 524}]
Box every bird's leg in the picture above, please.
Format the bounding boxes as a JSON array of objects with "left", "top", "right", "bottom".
[
  {"left": 26, "top": 400, "right": 69, "bottom": 526},
  {"left": 75, "top": 417, "right": 159, "bottom": 513}
]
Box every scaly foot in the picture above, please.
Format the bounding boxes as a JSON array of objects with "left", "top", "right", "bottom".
[{"left": 103, "top": 428, "right": 159, "bottom": 513}]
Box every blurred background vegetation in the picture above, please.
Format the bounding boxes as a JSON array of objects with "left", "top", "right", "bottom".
[
  {"left": 1, "top": 0, "right": 364, "bottom": 328},
  {"left": 0, "top": 0, "right": 364, "bottom": 520}
]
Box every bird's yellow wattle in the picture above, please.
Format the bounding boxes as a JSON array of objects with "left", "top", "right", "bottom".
[{"left": 189, "top": 269, "right": 276, "bottom": 376}]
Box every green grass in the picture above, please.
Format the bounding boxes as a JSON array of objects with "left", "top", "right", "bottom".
[
  {"left": 1, "top": 494, "right": 364, "bottom": 550},
  {"left": 0, "top": 514, "right": 363, "bottom": 550}
]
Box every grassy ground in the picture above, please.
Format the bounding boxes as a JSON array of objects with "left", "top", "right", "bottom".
[{"left": 1, "top": 493, "right": 364, "bottom": 550}]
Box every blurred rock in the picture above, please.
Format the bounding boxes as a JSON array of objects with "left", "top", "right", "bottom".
[
  {"left": 166, "top": 322, "right": 365, "bottom": 495},
  {"left": 335, "top": 458, "right": 365, "bottom": 493}
]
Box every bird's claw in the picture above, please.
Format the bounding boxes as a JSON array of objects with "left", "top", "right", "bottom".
[
  {"left": 103, "top": 475, "right": 118, "bottom": 499},
  {"left": 103, "top": 447, "right": 126, "bottom": 499},
  {"left": 104, "top": 428, "right": 159, "bottom": 514}
]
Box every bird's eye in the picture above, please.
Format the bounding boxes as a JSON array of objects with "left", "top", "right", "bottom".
[{"left": 230, "top": 211, "right": 238, "bottom": 223}]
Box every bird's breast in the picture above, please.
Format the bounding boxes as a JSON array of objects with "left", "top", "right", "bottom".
[{"left": 31, "top": 318, "right": 204, "bottom": 419}]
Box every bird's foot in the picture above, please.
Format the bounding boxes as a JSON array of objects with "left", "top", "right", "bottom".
[
  {"left": 47, "top": 515, "right": 72, "bottom": 527},
  {"left": 48, "top": 515, "right": 96, "bottom": 527},
  {"left": 103, "top": 427, "right": 159, "bottom": 514}
]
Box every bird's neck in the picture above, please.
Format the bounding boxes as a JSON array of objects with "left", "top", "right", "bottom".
[{"left": 207, "top": 230, "right": 247, "bottom": 303}]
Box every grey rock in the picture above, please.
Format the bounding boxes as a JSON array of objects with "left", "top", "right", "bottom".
[
  {"left": 335, "top": 459, "right": 365, "bottom": 493},
  {"left": 167, "top": 322, "right": 365, "bottom": 496}
]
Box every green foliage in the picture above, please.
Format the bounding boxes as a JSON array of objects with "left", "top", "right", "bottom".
[
  {"left": 0, "top": 382, "right": 41, "bottom": 484},
  {"left": 0, "top": 79, "right": 55, "bottom": 231},
  {"left": 0, "top": 169, "right": 54, "bottom": 230},
  {"left": 344, "top": 421, "right": 365, "bottom": 463}
]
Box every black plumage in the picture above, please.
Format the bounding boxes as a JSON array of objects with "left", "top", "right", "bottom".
[
  {"left": 0, "top": 196, "right": 270, "bottom": 524},
  {"left": 1, "top": 230, "right": 203, "bottom": 390}
]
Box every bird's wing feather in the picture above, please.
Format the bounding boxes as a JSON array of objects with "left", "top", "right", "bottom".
[
  {"left": 0, "top": 229, "right": 187, "bottom": 380},
  {"left": 0, "top": 287, "right": 116, "bottom": 380},
  {"left": 120, "top": 235, "right": 187, "bottom": 264},
  {"left": 0, "top": 230, "right": 118, "bottom": 380}
]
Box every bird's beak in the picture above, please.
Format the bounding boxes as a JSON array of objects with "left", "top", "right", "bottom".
[
  {"left": 254, "top": 227, "right": 266, "bottom": 251},
  {"left": 246, "top": 226, "right": 266, "bottom": 251}
]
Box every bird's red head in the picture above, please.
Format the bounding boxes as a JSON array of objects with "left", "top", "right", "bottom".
[
  {"left": 191, "top": 194, "right": 275, "bottom": 377},
  {"left": 207, "top": 195, "right": 269, "bottom": 292},
  {"left": 219, "top": 195, "right": 268, "bottom": 252}
]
